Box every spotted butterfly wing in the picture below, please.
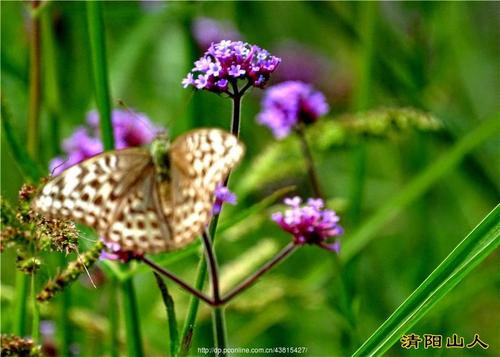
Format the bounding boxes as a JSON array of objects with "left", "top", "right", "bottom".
[{"left": 32, "top": 128, "right": 244, "bottom": 254}]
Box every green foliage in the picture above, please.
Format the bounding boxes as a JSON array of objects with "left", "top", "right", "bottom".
[{"left": 1, "top": 2, "right": 498, "bottom": 356}]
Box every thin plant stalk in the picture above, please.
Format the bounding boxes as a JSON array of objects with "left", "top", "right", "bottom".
[
  {"left": 201, "top": 231, "right": 226, "bottom": 354},
  {"left": 296, "top": 125, "right": 325, "bottom": 199},
  {"left": 13, "top": 272, "right": 29, "bottom": 336},
  {"left": 108, "top": 279, "right": 120, "bottom": 357},
  {"left": 220, "top": 243, "right": 297, "bottom": 303},
  {"left": 27, "top": 0, "right": 42, "bottom": 157},
  {"left": 179, "top": 85, "right": 245, "bottom": 352},
  {"left": 153, "top": 273, "right": 179, "bottom": 357},
  {"left": 31, "top": 273, "right": 40, "bottom": 343},
  {"left": 41, "top": 6, "right": 61, "bottom": 155},
  {"left": 87, "top": 4, "right": 143, "bottom": 356},
  {"left": 14, "top": 0, "right": 42, "bottom": 340},
  {"left": 143, "top": 242, "right": 298, "bottom": 306},
  {"left": 349, "top": 2, "right": 377, "bottom": 224},
  {"left": 120, "top": 278, "right": 144, "bottom": 357},
  {"left": 86, "top": 0, "right": 114, "bottom": 150}
]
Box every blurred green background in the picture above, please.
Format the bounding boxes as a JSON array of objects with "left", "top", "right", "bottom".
[{"left": 1, "top": 1, "right": 498, "bottom": 356}]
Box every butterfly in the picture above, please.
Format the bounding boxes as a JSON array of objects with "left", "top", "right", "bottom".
[{"left": 32, "top": 128, "right": 244, "bottom": 254}]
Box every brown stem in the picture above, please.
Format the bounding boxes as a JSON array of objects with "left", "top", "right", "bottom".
[
  {"left": 220, "top": 242, "right": 298, "bottom": 304},
  {"left": 296, "top": 126, "right": 325, "bottom": 199},
  {"left": 140, "top": 256, "right": 215, "bottom": 306},
  {"left": 202, "top": 229, "right": 221, "bottom": 303}
]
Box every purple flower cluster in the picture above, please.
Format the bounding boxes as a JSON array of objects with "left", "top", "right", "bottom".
[
  {"left": 192, "top": 17, "right": 241, "bottom": 51},
  {"left": 212, "top": 184, "right": 237, "bottom": 215},
  {"left": 182, "top": 40, "right": 281, "bottom": 93},
  {"left": 272, "top": 197, "right": 343, "bottom": 252},
  {"left": 257, "top": 81, "right": 329, "bottom": 139},
  {"left": 50, "top": 110, "right": 159, "bottom": 176}
]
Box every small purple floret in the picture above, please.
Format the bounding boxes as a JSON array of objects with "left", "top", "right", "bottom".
[
  {"left": 212, "top": 184, "right": 237, "bottom": 215},
  {"left": 182, "top": 40, "right": 281, "bottom": 94},
  {"left": 272, "top": 196, "right": 343, "bottom": 252},
  {"left": 257, "top": 81, "right": 329, "bottom": 139}
]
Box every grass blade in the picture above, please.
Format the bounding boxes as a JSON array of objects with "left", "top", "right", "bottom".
[{"left": 353, "top": 204, "right": 500, "bottom": 356}]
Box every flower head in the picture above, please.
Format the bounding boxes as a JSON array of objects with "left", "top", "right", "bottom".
[
  {"left": 257, "top": 81, "right": 329, "bottom": 139},
  {"left": 50, "top": 109, "right": 160, "bottom": 176},
  {"left": 212, "top": 184, "right": 237, "bottom": 215},
  {"left": 183, "top": 40, "right": 281, "bottom": 94},
  {"left": 272, "top": 196, "right": 343, "bottom": 252}
]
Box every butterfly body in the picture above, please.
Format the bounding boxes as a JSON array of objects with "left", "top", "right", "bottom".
[{"left": 32, "top": 128, "right": 244, "bottom": 254}]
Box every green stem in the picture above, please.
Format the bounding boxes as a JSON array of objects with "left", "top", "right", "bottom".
[
  {"left": 86, "top": 1, "right": 114, "bottom": 150},
  {"left": 179, "top": 216, "right": 220, "bottom": 356},
  {"left": 41, "top": 5, "right": 61, "bottom": 155},
  {"left": 14, "top": 0, "right": 42, "bottom": 339},
  {"left": 109, "top": 278, "right": 120, "bottom": 357},
  {"left": 154, "top": 273, "right": 179, "bottom": 357},
  {"left": 349, "top": 2, "right": 377, "bottom": 224},
  {"left": 27, "top": 0, "right": 42, "bottom": 158},
  {"left": 120, "top": 276, "right": 144, "bottom": 357},
  {"left": 31, "top": 273, "right": 40, "bottom": 342},
  {"left": 296, "top": 126, "right": 324, "bottom": 199},
  {"left": 212, "top": 307, "right": 228, "bottom": 356},
  {"left": 58, "top": 255, "right": 71, "bottom": 357},
  {"left": 13, "top": 272, "right": 29, "bottom": 336}
]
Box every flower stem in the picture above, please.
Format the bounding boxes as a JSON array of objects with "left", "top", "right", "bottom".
[
  {"left": 212, "top": 308, "right": 228, "bottom": 356},
  {"left": 296, "top": 126, "right": 325, "bottom": 199},
  {"left": 201, "top": 230, "right": 226, "bottom": 355},
  {"left": 179, "top": 196, "right": 224, "bottom": 351},
  {"left": 120, "top": 276, "right": 144, "bottom": 357},
  {"left": 141, "top": 257, "right": 213, "bottom": 305},
  {"left": 86, "top": 0, "right": 114, "bottom": 150},
  {"left": 230, "top": 93, "right": 242, "bottom": 136},
  {"left": 220, "top": 243, "right": 297, "bottom": 304},
  {"left": 180, "top": 85, "right": 243, "bottom": 354}
]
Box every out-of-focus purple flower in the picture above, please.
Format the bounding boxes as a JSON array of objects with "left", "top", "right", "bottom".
[
  {"left": 272, "top": 196, "right": 343, "bottom": 252},
  {"left": 100, "top": 241, "right": 141, "bottom": 262},
  {"left": 257, "top": 81, "right": 329, "bottom": 139},
  {"left": 50, "top": 109, "right": 160, "bottom": 176},
  {"left": 40, "top": 320, "right": 55, "bottom": 339},
  {"left": 87, "top": 109, "right": 158, "bottom": 149},
  {"left": 183, "top": 40, "right": 281, "bottom": 94},
  {"left": 212, "top": 184, "right": 237, "bottom": 215},
  {"left": 192, "top": 17, "right": 241, "bottom": 51}
]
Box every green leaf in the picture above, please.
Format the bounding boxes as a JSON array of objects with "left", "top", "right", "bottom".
[{"left": 353, "top": 204, "right": 500, "bottom": 357}]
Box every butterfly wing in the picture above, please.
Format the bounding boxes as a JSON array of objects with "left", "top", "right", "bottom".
[
  {"left": 32, "top": 148, "right": 157, "bottom": 240},
  {"left": 105, "top": 170, "right": 174, "bottom": 254},
  {"left": 167, "top": 128, "right": 244, "bottom": 248}
]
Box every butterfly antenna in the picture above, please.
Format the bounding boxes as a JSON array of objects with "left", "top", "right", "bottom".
[
  {"left": 76, "top": 247, "right": 97, "bottom": 289},
  {"left": 50, "top": 158, "right": 70, "bottom": 176},
  {"left": 117, "top": 99, "right": 158, "bottom": 137}
]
